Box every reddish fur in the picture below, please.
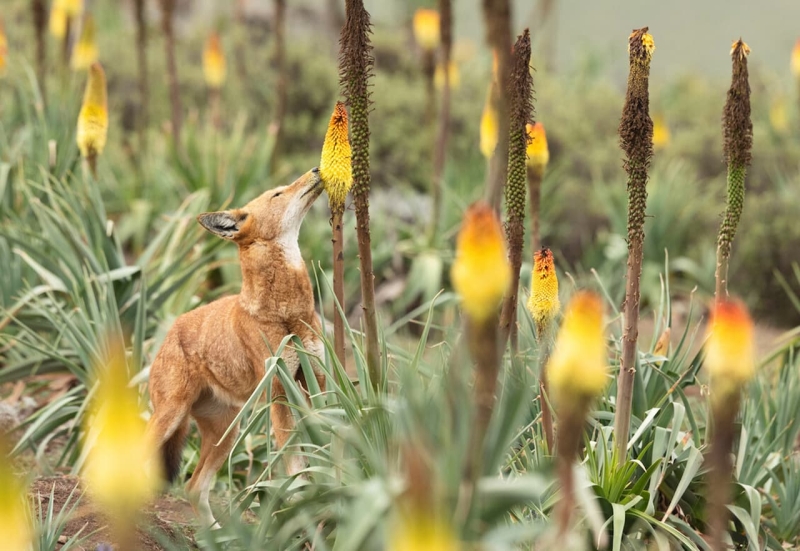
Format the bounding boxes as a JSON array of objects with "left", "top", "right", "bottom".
[{"left": 146, "top": 169, "right": 325, "bottom": 525}]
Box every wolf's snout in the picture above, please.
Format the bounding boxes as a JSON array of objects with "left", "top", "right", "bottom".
[{"left": 311, "top": 166, "right": 320, "bottom": 174}]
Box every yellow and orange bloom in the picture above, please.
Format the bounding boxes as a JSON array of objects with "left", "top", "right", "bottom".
[
  {"left": 451, "top": 202, "right": 510, "bottom": 323},
  {"left": 0, "top": 436, "right": 32, "bottom": 551},
  {"left": 49, "top": 5, "right": 67, "bottom": 38},
  {"left": 0, "top": 19, "right": 8, "bottom": 78},
  {"left": 434, "top": 60, "right": 460, "bottom": 91},
  {"left": 412, "top": 8, "right": 440, "bottom": 52},
  {"left": 652, "top": 113, "right": 671, "bottom": 150},
  {"left": 792, "top": 39, "right": 800, "bottom": 78},
  {"left": 71, "top": 14, "right": 98, "bottom": 71},
  {"left": 203, "top": 32, "right": 226, "bottom": 89},
  {"left": 76, "top": 62, "right": 108, "bottom": 174},
  {"left": 704, "top": 299, "right": 755, "bottom": 401},
  {"left": 82, "top": 339, "right": 160, "bottom": 528},
  {"left": 319, "top": 101, "right": 353, "bottom": 211},
  {"left": 548, "top": 291, "right": 608, "bottom": 406},
  {"left": 527, "top": 247, "right": 560, "bottom": 328},
  {"left": 525, "top": 122, "right": 549, "bottom": 171}
]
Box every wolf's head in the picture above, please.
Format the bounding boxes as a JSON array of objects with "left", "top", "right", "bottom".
[{"left": 197, "top": 168, "right": 322, "bottom": 254}]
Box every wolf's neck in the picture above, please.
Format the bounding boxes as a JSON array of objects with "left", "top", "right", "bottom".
[{"left": 237, "top": 237, "right": 308, "bottom": 316}]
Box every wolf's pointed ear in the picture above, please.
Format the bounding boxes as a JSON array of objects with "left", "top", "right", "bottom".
[{"left": 197, "top": 211, "right": 246, "bottom": 240}]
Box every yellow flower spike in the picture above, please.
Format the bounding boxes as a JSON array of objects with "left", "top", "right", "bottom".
[
  {"left": 82, "top": 338, "right": 160, "bottom": 531},
  {"left": 641, "top": 31, "right": 655, "bottom": 57},
  {"left": 525, "top": 122, "right": 549, "bottom": 169},
  {"left": 548, "top": 291, "right": 608, "bottom": 407},
  {"left": 76, "top": 62, "right": 108, "bottom": 176},
  {"left": 60, "top": 0, "right": 84, "bottom": 18},
  {"left": 770, "top": 97, "right": 789, "bottom": 135},
  {"left": 49, "top": 4, "right": 67, "bottom": 38},
  {"left": 652, "top": 113, "right": 671, "bottom": 151},
  {"left": 704, "top": 298, "right": 755, "bottom": 402},
  {"left": 203, "top": 31, "right": 226, "bottom": 89},
  {"left": 479, "top": 91, "right": 499, "bottom": 159},
  {"left": 412, "top": 8, "right": 440, "bottom": 51},
  {"left": 434, "top": 60, "right": 460, "bottom": 91},
  {"left": 0, "top": 19, "right": 8, "bottom": 78},
  {"left": 319, "top": 101, "right": 353, "bottom": 211},
  {"left": 71, "top": 14, "right": 98, "bottom": 71},
  {"left": 792, "top": 39, "right": 800, "bottom": 78},
  {"left": 451, "top": 202, "right": 511, "bottom": 323},
  {"left": 0, "top": 436, "right": 33, "bottom": 551},
  {"left": 527, "top": 247, "right": 560, "bottom": 329}
]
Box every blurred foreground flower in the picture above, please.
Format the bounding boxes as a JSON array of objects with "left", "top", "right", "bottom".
[
  {"left": 389, "top": 513, "right": 459, "bottom": 551},
  {"left": 704, "top": 298, "right": 755, "bottom": 402},
  {"left": 479, "top": 90, "right": 499, "bottom": 159},
  {"left": 71, "top": 14, "right": 98, "bottom": 70},
  {"left": 413, "top": 8, "right": 440, "bottom": 51},
  {"left": 76, "top": 62, "right": 108, "bottom": 176},
  {"left": 451, "top": 202, "right": 510, "bottom": 323},
  {"left": 0, "top": 435, "right": 33, "bottom": 551},
  {"left": 704, "top": 297, "right": 755, "bottom": 550},
  {"left": 82, "top": 338, "right": 160, "bottom": 542},
  {"left": 548, "top": 291, "right": 608, "bottom": 408},
  {"left": 434, "top": 60, "right": 460, "bottom": 91},
  {"left": 652, "top": 113, "right": 671, "bottom": 150},
  {"left": 203, "top": 32, "right": 226, "bottom": 89},
  {"left": 320, "top": 101, "right": 353, "bottom": 211}
]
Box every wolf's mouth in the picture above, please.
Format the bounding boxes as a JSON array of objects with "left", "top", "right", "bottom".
[{"left": 301, "top": 177, "right": 323, "bottom": 198}]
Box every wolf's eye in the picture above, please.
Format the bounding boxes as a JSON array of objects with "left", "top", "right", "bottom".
[{"left": 273, "top": 192, "right": 283, "bottom": 198}]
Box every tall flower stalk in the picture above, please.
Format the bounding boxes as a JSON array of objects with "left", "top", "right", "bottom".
[
  {"left": 614, "top": 27, "right": 654, "bottom": 464},
  {"left": 526, "top": 122, "right": 549, "bottom": 251},
  {"left": 548, "top": 291, "right": 608, "bottom": 535},
  {"left": 133, "top": 0, "right": 148, "bottom": 153},
  {"left": 526, "top": 247, "right": 559, "bottom": 451},
  {"left": 498, "top": 29, "right": 533, "bottom": 351},
  {"left": 428, "top": 0, "right": 451, "bottom": 242},
  {"left": 32, "top": 0, "right": 47, "bottom": 102},
  {"left": 715, "top": 39, "right": 752, "bottom": 300},
  {"left": 76, "top": 62, "right": 108, "bottom": 177},
  {"left": 160, "top": 0, "right": 182, "bottom": 148},
  {"left": 320, "top": 101, "right": 353, "bottom": 368},
  {"left": 451, "top": 202, "right": 511, "bottom": 482},
  {"left": 481, "top": 0, "right": 512, "bottom": 211},
  {"left": 339, "top": 0, "right": 381, "bottom": 387},
  {"left": 703, "top": 299, "right": 755, "bottom": 551},
  {"left": 270, "top": 0, "right": 287, "bottom": 173}
]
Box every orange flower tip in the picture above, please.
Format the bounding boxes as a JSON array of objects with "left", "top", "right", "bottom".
[
  {"left": 451, "top": 202, "right": 510, "bottom": 323},
  {"left": 547, "top": 291, "right": 608, "bottom": 405},
  {"left": 730, "top": 38, "right": 750, "bottom": 60},
  {"left": 525, "top": 122, "right": 549, "bottom": 169},
  {"left": 412, "top": 8, "right": 440, "bottom": 51},
  {"left": 203, "top": 31, "right": 226, "bottom": 89},
  {"left": 319, "top": 101, "right": 353, "bottom": 210},
  {"left": 82, "top": 337, "right": 161, "bottom": 519},
  {"left": 527, "top": 247, "right": 560, "bottom": 327},
  {"left": 705, "top": 298, "right": 755, "bottom": 399}
]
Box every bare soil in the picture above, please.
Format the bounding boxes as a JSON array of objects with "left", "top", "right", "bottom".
[{"left": 29, "top": 476, "right": 197, "bottom": 551}]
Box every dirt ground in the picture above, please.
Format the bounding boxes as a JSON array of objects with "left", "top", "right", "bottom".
[{"left": 29, "top": 475, "right": 197, "bottom": 550}]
